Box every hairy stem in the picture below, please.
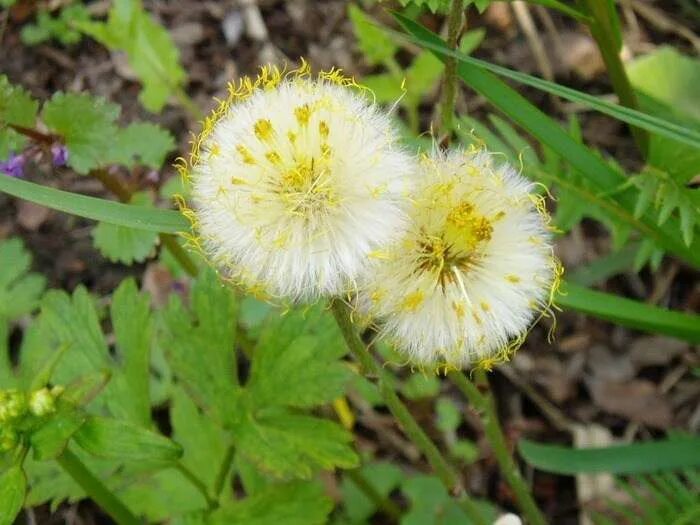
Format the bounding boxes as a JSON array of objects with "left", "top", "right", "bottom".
[
  {"left": 57, "top": 448, "right": 141, "bottom": 525},
  {"left": 330, "top": 300, "right": 486, "bottom": 525},
  {"left": 449, "top": 370, "right": 548, "bottom": 525},
  {"left": 346, "top": 468, "right": 402, "bottom": 522},
  {"left": 439, "top": 0, "right": 465, "bottom": 138},
  {"left": 581, "top": 0, "right": 648, "bottom": 156}
]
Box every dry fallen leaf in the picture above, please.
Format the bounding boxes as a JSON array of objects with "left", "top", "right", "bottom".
[{"left": 587, "top": 378, "right": 672, "bottom": 428}]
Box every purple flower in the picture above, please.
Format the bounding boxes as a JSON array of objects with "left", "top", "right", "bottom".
[
  {"left": 0, "top": 153, "right": 26, "bottom": 178},
  {"left": 51, "top": 144, "right": 69, "bottom": 167}
]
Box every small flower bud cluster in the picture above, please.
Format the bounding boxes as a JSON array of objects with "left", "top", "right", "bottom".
[
  {"left": 0, "top": 386, "right": 63, "bottom": 453},
  {"left": 185, "top": 62, "right": 560, "bottom": 370}
]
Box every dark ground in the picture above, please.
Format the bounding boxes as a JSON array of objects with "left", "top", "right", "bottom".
[{"left": 2, "top": 1, "right": 699, "bottom": 523}]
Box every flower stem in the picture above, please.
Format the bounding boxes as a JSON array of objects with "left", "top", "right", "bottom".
[
  {"left": 56, "top": 448, "right": 141, "bottom": 525},
  {"left": 439, "top": 0, "right": 465, "bottom": 139},
  {"left": 213, "top": 444, "right": 235, "bottom": 498},
  {"left": 330, "top": 300, "right": 486, "bottom": 525},
  {"left": 448, "top": 370, "right": 547, "bottom": 525},
  {"left": 581, "top": 0, "right": 648, "bottom": 156}
]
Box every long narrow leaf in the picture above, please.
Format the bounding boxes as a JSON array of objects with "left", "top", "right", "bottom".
[
  {"left": 0, "top": 175, "right": 188, "bottom": 233},
  {"left": 390, "top": 15, "right": 700, "bottom": 150},
  {"left": 518, "top": 437, "right": 700, "bottom": 474},
  {"left": 394, "top": 13, "right": 700, "bottom": 268},
  {"left": 558, "top": 281, "right": 700, "bottom": 343}
]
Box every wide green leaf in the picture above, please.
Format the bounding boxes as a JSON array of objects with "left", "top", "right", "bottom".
[
  {"left": 42, "top": 92, "right": 120, "bottom": 174},
  {"left": 30, "top": 408, "right": 87, "bottom": 460},
  {"left": 106, "top": 122, "right": 175, "bottom": 169},
  {"left": 519, "top": 437, "right": 700, "bottom": 474},
  {"left": 209, "top": 481, "right": 332, "bottom": 525},
  {"left": 557, "top": 281, "right": 700, "bottom": 344},
  {"left": 0, "top": 466, "right": 26, "bottom": 525},
  {"left": 75, "top": 0, "right": 185, "bottom": 112},
  {"left": 247, "top": 305, "right": 350, "bottom": 409},
  {"left": 160, "top": 268, "right": 238, "bottom": 423},
  {"left": 0, "top": 237, "right": 45, "bottom": 322},
  {"left": 0, "top": 75, "right": 38, "bottom": 160},
  {"left": 0, "top": 175, "right": 189, "bottom": 233},
  {"left": 235, "top": 407, "right": 359, "bottom": 479},
  {"left": 74, "top": 415, "right": 182, "bottom": 463}
]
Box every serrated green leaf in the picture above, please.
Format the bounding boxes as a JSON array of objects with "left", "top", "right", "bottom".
[
  {"left": 92, "top": 192, "right": 160, "bottom": 264},
  {"left": 107, "top": 122, "right": 175, "bottom": 169},
  {"left": 236, "top": 407, "right": 358, "bottom": 479},
  {"left": 435, "top": 398, "right": 461, "bottom": 434},
  {"left": 110, "top": 278, "right": 152, "bottom": 425},
  {"left": 119, "top": 468, "right": 208, "bottom": 521},
  {"left": 348, "top": 5, "right": 398, "bottom": 65},
  {"left": 0, "top": 237, "right": 45, "bottom": 321},
  {"left": 75, "top": 0, "right": 186, "bottom": 112},
  {"left": 30, "top": 408, "right": 86, "bottom": 460},
  {"left": 160, "top": 268, "right": 238, "bottom": 422},
  {"left": 398, "top": 0, "right": 451, "bottom": 13},
  {"left": 341, "top": 462, "right": 403, "bottom": 523},
  {"left": 0, "top": 75, "right": 38, "bottom": 160},
  {"left": 171, "top": 387, "right": 229, "bottom": 493},
  {"left": 210, "top": 480, "right": 332, "bottom": 525},
  {"left": 247, "top": 305, "right": 349, "bottom": 409},
  {"left": 42, "top": 92, "right": 119, "bottom": 173},
  {"left": 74, "top": 415, "right": 182, "bottom": 463},
  {"left": 0, "top": 466, "right": 26, "bottom": 525}
]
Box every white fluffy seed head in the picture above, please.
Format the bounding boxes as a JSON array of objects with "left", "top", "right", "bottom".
[
  {"left": 357, "top": 147, "right": 561, "bottom": 371},
  {"left": 179, "top": 64, "right": 414, "bottom": 301}
]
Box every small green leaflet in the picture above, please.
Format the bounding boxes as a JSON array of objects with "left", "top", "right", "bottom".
[
  {"left": 75, "top": 0, "right": 186, "bottom": 113},
  {"left": 42, "top": 92, "right": 120, "bottom": 174},
  {"left": 92, "top": 192, "right": 160, "bottom": 264},
  {"left": 0, "top": 237, "right": 46, "bottom": 322},
  {"left": 348, "top": 5, "right": 398, "bottom": 65},
  {"left": 209, "top": 481, "right": 333, "bottom": 525},
  {"left": 0, "top": 75, "right": 38, "bottom": 160},
  {"left": 107, "top": 122, "right": 175, "bottom": 169},
  {"left": 20, "top": 4, "right": 91, "bottom": 46},
  {"left": 341, "top": 462, "right": 403, "bottom": 523},
  {"left": 74, "top": 415, "right": 182, "bottom": 463},
  {"left": 0, "top": 466, "right": 27, "bottom": 525}
]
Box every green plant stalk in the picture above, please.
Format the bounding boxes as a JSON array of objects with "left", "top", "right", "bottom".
[
  {"left": 213, "top": 444, "right": 235, "bottom": 499},
  {"left": 449, "top": 370, "right": 547, "bottom": 525},
  {"left": 175, "top": 462, "right": 217, "bottom": 508},
  {"left": 439, "top": 0, "right": 465, "bottom": 137},
  {"left": 330, "top": 300, "right": 486, "bottom": 525},
  {"left": 346, "top": 468, "right": 402, "bottom": 522},
  {"left": 581, "top": 0, "right": 648, "bottom": 156},
  {"left": 56, "top": 448, "right": 141, "bottom": 525}
]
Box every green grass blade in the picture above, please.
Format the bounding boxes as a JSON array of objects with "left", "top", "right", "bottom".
[
  {"left": 518, "top": 437, "right": 700, "bottom": 475},
  {"left": 0, "top": 175, "right": 189, "bottom": 233},
  {"left": 558, "top": 281, "right": 700, "bottom": 343},
  {"left": 517, "top": 0, "right": 592, "bottom": 23},
  {"left": 394, "top": 13, "right": 700, "bottom": 268},
  {"left": 390, "top": 14, "right": 700, "bottom": 150}
]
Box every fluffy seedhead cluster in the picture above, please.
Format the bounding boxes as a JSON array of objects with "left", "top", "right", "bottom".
[
  {"left": 358, "top": 149, "right": 561, "bottom": 370},
  {"left": 180, "top": 63, "right": 561, "bottom": 371},
  {"left": 179, "top": 61, "right": 413, "bottom": 301}
]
